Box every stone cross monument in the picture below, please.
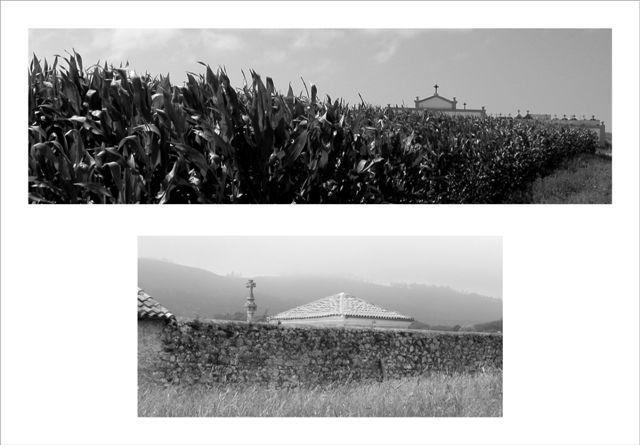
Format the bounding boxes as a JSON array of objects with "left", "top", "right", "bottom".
[{"left": 245, "top": 279, "right": 257, "bottom": 323}]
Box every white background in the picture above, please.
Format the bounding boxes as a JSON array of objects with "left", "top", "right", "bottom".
[{"left": 1, "top": 1, "right": 638, "bottom": 444}]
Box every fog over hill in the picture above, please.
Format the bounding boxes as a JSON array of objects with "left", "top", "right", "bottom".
[{"left": 138, "top": 258, "right": 502, "bottom": 326}]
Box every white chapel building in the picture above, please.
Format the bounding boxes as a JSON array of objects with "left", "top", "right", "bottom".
[{"left": 414, "top": 84, "right": 487, "bottom": 117}]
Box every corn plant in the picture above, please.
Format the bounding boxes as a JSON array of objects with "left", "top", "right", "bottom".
[{"left": 28, "top": 52, "right": 598, "bottom": 204}]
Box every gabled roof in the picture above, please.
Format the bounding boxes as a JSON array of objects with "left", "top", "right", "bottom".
[
  {"left": 138, "top": 288, "right": 174, "bottom": 321},
  {"left": 268, "top": 292, "right": 413, "bottom": 322},
  {"left": 415, "top": 94, "right": 456, "bottom": 105}
]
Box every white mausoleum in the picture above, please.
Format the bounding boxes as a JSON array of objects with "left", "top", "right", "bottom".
[
  {"left": 267, "top": 292, "right": 414, "bottom": 329},
  {"left": 414, "top": 84, "right": 486, "bottom": 117}
]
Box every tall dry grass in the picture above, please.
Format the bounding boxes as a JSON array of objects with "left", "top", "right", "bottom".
[
  {"left": 529, "top": 153, "right": 612, "bottom": 203},
  {"left": 508, "top": 153, "right": 611, "bottom": 204},
  {"left": 138, "top": 370, "right": 502, "bottom": 417}
]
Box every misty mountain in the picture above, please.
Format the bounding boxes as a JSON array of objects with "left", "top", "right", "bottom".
[
  {"left": 138, "top": 258, "right": 502, "bottom": 326},
  {"left": 465, "top": 319, "right": 503, "bottom": 333}
]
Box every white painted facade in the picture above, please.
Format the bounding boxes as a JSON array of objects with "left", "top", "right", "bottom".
[
  {"left": 529, "top": 114, "right": 552, "bottom": 120},
  {"left": 416, "top": 95, "right": 455, "bottom": 110},
  {"left": 549, "top": 118, "right": 602, "bottom": 129},
  {"left": 437, "top": 110, "right": 485, "bottom": 118},
  {"left": 413, "top": 86, "right": 486, "bottom": 117}
]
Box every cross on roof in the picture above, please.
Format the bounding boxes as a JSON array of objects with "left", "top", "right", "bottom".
[
  {"left": 246, "top": 279, "right": 256, "bottom": 299},
  {"left": 433, "top": 84, "right": 439, "bottom": 95}
]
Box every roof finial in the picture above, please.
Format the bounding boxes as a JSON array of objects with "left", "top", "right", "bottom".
[{"left": 433, "top": 83, "right": 439, "bottom": 95}]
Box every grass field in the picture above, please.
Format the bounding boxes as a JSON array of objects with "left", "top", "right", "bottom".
[
  {"left": 508, "top": 153, "right": 612, "bottom": 204},
  {"left": 138, "top": 370, "right": 502, "bottom": 417}
]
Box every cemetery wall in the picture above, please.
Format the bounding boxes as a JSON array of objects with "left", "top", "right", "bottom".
[{"left": 140, "top": 319, "right": 502, "bottom": 387}]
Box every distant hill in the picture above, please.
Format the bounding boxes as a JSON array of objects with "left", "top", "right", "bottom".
[
  {"left": 463, "top": 319, "right": 502, "bottom": 333},
  {"left": 409, "top": 320, "right": 460, "bottom": 332},
  {"left": 469, "top": 319, "right": 502, "bottom": 332},
  {"left": 138, "top": 258, "right": 502, "bottom": 326},
  {"left": 409, "top": 318, "right": 502, "bottom": 333}
]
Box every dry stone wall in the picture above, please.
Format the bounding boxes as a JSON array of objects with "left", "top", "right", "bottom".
[
  {"left": 149, "top": 319, "right": 502, "bottom": 387},
  {"left": 138, "top": 319, "right": 167, "bottom": 384}
]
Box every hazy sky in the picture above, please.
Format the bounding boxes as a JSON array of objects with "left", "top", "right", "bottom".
[
  {"left": 29, "top": 28, "right": 612, "bottom": 130},
  {"left": 138, "top": 237, "right": 503, "bottom": 299}
]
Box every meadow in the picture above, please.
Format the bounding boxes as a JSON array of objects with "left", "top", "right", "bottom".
[
  {"left": 507, "top": 153, "right": 611, "bottom": 203},
  {"left": 29, "top": 52, "right": 598, "bottom": 204},
  {"left": 527, "top": 153, "right": 611, "bottom": 203},
  {"left": 138, "top": 369, "right": 502, "bottom": 417}
]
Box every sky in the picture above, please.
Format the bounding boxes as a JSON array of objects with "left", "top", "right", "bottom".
[
  {"left": 29, "top": 28, "right": 612, "bottom": 130},
  {"left": 138, "top": 236, "right": 503, "bottom": 299}
]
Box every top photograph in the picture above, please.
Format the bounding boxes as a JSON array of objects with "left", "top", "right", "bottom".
[{"left": 27, "top": 29, "right": 611, "bottom": 204}]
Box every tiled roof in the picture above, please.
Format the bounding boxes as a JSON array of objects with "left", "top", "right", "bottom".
[
  {"left": 268, "top": 292, "right": 413, "bottom": 322},
  {"left": 138, "top": 288, "right": 174, "bottom": 321}
]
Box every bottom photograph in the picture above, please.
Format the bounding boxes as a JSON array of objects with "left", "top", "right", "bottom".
[{"left": 137, "top": 236, "right": 503, "bottom": 417}]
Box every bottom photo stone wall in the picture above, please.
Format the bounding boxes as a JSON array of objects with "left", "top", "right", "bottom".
[{"left": 139, "top": 319, "right": 503, "bottom": 387}]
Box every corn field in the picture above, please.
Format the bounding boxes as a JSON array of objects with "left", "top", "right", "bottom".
[{"left": 28, "top": 52, "right": 598, "bottom": 204}]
